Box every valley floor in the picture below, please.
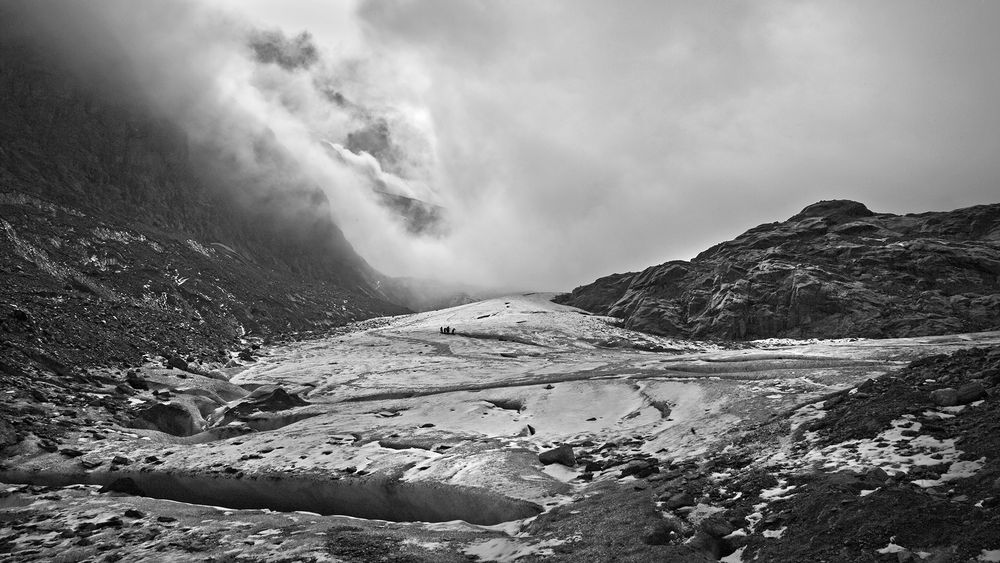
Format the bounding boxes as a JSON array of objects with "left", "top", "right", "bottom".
[{"left": 2, "top": 294, "right": 1000, "bottom": 562}]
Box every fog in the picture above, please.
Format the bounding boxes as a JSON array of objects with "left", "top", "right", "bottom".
[{"left": 15, "top": 1, "right": 1000, "bottom": 291}]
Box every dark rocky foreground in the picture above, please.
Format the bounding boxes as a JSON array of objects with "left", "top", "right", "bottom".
[
  {"left": 556, "top": 199, "right": 1000, "bottom": 340},
  {"left": 723, "top": 345, "right": 1000, "bottom": 563}
]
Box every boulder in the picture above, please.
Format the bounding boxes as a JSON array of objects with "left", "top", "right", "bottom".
[
  {"left": 619, "top": 459, "right": 657, "bottom": 478},
  {"left": 700, "top": 516, "right": 734, "bottom": 538},
  {"left": 864, "top": 466, "right": 890, "bottom": 484},
  {"left": 538, "top": 445, "right": 576, "bottom": 466},
  {"left": 930, "top": 388, "right": 959, "bottom": 407},
  {"left": 687, "top": 531, "right": 726, "bottom": 559},
  {"left": 642, "top": 520, "right": 674, "bottom": 545},
  {"left": 662, "top": 492, "right": 695, "bottom": 510},
  {"left": 126, "top": 371, "right": 149, "bottom": 390},
  {"left": 164, "top": 355, "right": 189, "bottom": 371},
  {"left": 955, "top": 381, "right": 987, "bottom": 404}
]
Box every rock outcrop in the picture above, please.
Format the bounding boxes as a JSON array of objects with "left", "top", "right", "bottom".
[{"left": 556, "top": 200, "right": 1000, "bottom": 339}]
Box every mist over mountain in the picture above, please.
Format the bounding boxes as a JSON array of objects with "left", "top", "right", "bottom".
[
  {"left": 0, "top": 2, "right": 427, "bottom": 368},
  {"left": 4, "top": 0, "right": 456, "bottom": 266},
  {"left": 7, "top": 0, "right": 1000, "bottom": 293}
]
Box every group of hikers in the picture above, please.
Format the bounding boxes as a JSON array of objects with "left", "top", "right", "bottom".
[{"left": 439, "top": 326, "right": 457, "bottom": 334}]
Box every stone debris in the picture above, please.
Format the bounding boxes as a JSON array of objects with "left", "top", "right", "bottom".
[{"left": 539, "top": 445, "right": 576, "bottom": 467}]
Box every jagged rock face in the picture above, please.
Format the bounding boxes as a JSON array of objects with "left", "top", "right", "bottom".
[{"left": 557, "top": 200, "right": 1000, "bottom": 339}]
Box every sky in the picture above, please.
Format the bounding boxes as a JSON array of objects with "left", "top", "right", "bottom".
[{"left": 16, "top": 1, "right": 1000, "bottom": 291}]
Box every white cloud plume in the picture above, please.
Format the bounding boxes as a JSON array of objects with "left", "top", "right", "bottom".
[{"left": 15, "top": 0, "right": 1000, "bottom": 292}]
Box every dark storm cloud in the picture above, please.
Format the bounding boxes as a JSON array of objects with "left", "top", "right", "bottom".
[{"left": 248, "top": 29, "right": 320, "bottom": 70}]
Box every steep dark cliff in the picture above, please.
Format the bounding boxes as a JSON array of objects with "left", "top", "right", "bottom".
[
  {"left": 556, "top": 200, "right": 1000, "bottom": 339},
  {"left": 0, "top": 19, "right": 407, "bottom": 372}
]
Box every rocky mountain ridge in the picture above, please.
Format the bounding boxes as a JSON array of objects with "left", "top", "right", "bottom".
[{"left": 556, "top": 199, "right": 1000, "bottom": 340}]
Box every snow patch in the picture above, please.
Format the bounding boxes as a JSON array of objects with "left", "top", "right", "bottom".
[
  {"left": 463, "top": 537, "right": 567, "bottom": 562},
  {"left": 760, "top": 482, "right": 796, "bottom": 500},
  {"left": 877, "top": 542, "right": 907, "bottom": 554},
  {"left": 979, "top": 549, "right": 1000, "bottom": 562},
  {"left": 762, "top": 526, "right": 786, "bottom": 538},
  {"left": 403, "top": 538, "right": 446, "bottom": 551},
  {"left": 541, "top": 463, "right": 578, "bottom": 483},
  {"left": 912, "top": 457, "right": 986, "bottom": 488},
  {"left": 794, "top": 417, "right": 967, "bottom": 479},
  {"left": 720, "top": 546, "right": 746, "bottom": 563}
]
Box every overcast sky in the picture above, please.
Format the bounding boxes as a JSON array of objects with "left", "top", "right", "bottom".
[{"left": 28, "top": 1, "right": 1000, "bottom": 291}]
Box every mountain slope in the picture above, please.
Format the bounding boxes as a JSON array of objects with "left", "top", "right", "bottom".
[
  {"left": 556, "top": 200, "right": 1000, "bottom": 339},
  {"left": 0, "top": 14, "right": 408, "bottom": 377}
]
